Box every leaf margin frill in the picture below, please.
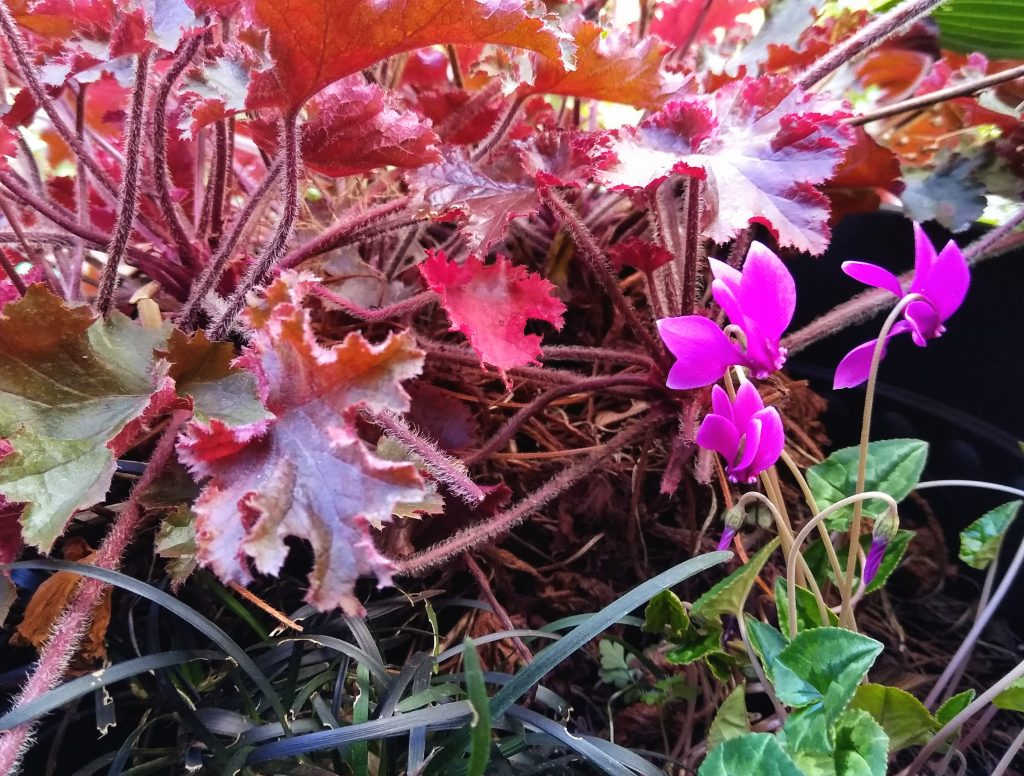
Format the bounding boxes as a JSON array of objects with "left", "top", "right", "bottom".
[{"left": 176, "top": 272, "right": 428, "bottom": 615}]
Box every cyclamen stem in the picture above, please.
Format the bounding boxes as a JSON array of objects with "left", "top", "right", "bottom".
[
  {"left": 95, "top": 52, "right": 154, "bottom": 318},
  {"left": 393, "top": 414, "right": 668, "bottom": 576},
  {"left": 848, "top": 62, "right": 1024, "bottom": 127},
  {"left": 364, "top": 408, "right": 485, "bottom": 505},
  {"left": 795, "top": 0, "right": 948, "bottom": 90},
  {"left": 0, "top": 412, "right": 188, "bottom": 776},
  {"left": 787, "top": 491, "right": 899, "bottom": 639},
  {"left": 840, "top": 293, "right": 922, "bottom": 629},
  {"left": 152, "top": 34, "right": 203, "bottom": 269},
  {"left": 923, "top": 502, "right": 1024, "bottom": 709},
  {"left": 541, "top": 187, "right": 666, "bottom": 363},
  {"left": 178, "top": 157, "right": 285, "bottom": 328},
  {"left": 904, "top": 652, "right": 1024, "bottom": 774},
  {"left": 915, "top": 479, "right": 1024, "bottom": 500},
  {"left": 209, "top": 112, "right": 301, "bottom": 340}
]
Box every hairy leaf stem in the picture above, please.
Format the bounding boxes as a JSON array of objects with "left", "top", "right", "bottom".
[
  {"left": 840, "top": 293, "right": 922, "bottom": 629},
  {"left": 0, "top": 411, "right": 188, "bottom": 775},
  {"left": 542, "top": 188, "right": 666, "bottom": 363},
  {"left": 152, "top": 35, "right": 204, "bottom": 268},
  {"left": 472, "top": 94, "right": 526, "bottom": 161},
  {"left": 279, "top": 197, "right": 411, "bottom": 270},
  {"left": 70, "top": 82, "right": 88, "bottom": 300},
  {"left": 209, "top": 120, "right": 229, "bottom": 247},
  {"left": 786, "top": 491, "right": 898, "bottom": 639},
  {"left": 393, "top": 414, "right": 669, "bottom": 576},
  {"left": 209, "top": 112, "right": 301, "bottom": 340},
  {"left": 178, "top": 157, "right": 285, "bottom": 328},
  {"left": 795, "top": 0, "right": 948, "bottom": 91},
  {"left": 364, "top": 408, "right": 485, "bottom": 505},
  {"left": 95, "top": 52, "right": 154, "bottom": 318},
  {"left": 309, "top": 285, "right": 437, "bottom": 323}
]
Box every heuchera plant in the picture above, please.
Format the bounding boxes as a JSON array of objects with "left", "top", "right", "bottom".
[{"left": 0, "top": 0, "right": 1021, "bottom": 772}]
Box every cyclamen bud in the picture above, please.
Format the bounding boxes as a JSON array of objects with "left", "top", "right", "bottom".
[
  {"left": 717, "top": 504, "right": 747, "bottom": 551},
  {"left": 864, "top": 510, "right": 900, "bottom": 586}
]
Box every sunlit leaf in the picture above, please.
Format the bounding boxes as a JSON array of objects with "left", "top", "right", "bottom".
[
  {"left": 959, "top": 500, "right": 1021, "bottom": 570},
  {"left": 698, "top": 733, "right": 803, "bottom": 776},
  {"left": 850, "top": 684, "right": 936, "bottom": 751}
]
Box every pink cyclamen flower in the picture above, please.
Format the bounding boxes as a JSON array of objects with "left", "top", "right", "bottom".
[
  {"left": 834, "top": 223, "right": 970, "bottom": 389},
  {"left": 657, "top": 242, "right": 796, "bottom": 390},
  {"left": 697, "top": 382, "right": 785, "bottom": 484}
]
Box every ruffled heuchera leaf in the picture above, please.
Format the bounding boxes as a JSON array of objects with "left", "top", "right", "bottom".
[
  {"left": 519, "top": 17, "right": 675, "bottom": 109},
  {"left": 246, "top": 0, "right": 575, "bottom": 110},
  {"left": 0, "top": 285, "right": 169, "bottom": 550},
  {"left": 162, "top": 329, "right": 272, "bottom": 427},
  {"left": 411, "top": 131, "right": 611, "bottom": 250},
  {"left": 599, "top": 76, "right": 855, "bottom": 254},
  {"left": 178, "top": 273, "right": 427, "bottom": 614},
  {"left": 248, "top": 77, "right": 440, "bottom": 177},
  {"left": 419, "top": 250, "right": 565, "bottom": 373}
]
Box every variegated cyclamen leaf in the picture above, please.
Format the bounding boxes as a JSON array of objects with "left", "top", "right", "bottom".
[
  {"left": 0, "top": 285, "right": 171, "bottom": 551},
  {"left": 178, "top": 273, "right": 427, "bottom": 615}
]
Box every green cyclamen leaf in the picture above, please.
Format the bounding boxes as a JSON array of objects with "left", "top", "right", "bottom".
[
  {"left": 849, "top": 684, "right": 937, "bottom": 751},
  {"left": 707, "top": 684, "right": 750, "bottom": 753},
  {"left": 698, "top": 732, "right": 804, "bottom": 776},
  {"left": 0, "top": 286, "right": 168, "bottom": 550},
  {"left": 773, "top": 628, "right": 884, "bottom": 721},
  {"left": 691, "top": 538, "right": 781, "bottom": 623},
  {"left": 935, "top": 690, "right": 975, "bottom": 727},
  {"left": 959, "top": 501, "right": 1021, "bottom": 570},
  {"left": 805, "top": 439, "right": 928, "bottom": 531},
  {"left": 644, "top": 589, "right": 690, "bottom": 641},
  {"left": 993, "top": 677, "right": 1024, "bottom": 712},
  {"left": 775, "top": 577, "right": 839, "bottom": 636},
  {"left": 834, "top": 708, "right": 889, "bottom": 776}
]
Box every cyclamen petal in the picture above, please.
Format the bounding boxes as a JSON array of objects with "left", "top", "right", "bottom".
[
  {"left": 832, "top": 322, "right": 910, "bottom": 390},
  {"left": 733, "top": 416, "right": 763, "bottom": 479},
  {"left": 863, "top": 536, "right": 887, "bottom": 586},
  {"left": 841, "top": 261, "right": 904, "bottom": 298},
  {"left": 696, "top": 413, "right": 741, "bottom": 459},
  {"left": 735, "top": 242, "right": 796, "bottom": 342},
  {"left": 914, "top": 239, "right": 970, "bottom": 321},
  {"left": 746, "top": 408, "right": 785, "bottom": 480},
  {"left": 658, "top": 316, "right": 746, "bottom": 390}
]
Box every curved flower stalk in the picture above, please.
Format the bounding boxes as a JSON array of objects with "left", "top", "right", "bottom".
[
  {"left": 697, "top": 383, "right": 785, "bottom": 485},
  {"left": 657, "top": 242, "right": 796, "bottom": 389},
  {"left": 834, "top": 223, "right": 970, "bottom": 389}
]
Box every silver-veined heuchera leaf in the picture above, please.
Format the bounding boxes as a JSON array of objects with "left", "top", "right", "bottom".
[
  {"left": 0, "top": 285, "right": 171, "bottom": 551},
  {"left": 598, "top": 76, "right": 855, "bottom": 254},
  {"left": 177, "top": 273, "right": 427, "bottom": 614}
]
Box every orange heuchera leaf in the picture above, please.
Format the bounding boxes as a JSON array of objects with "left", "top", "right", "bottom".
[
  {"left": 177, "top": 273, "right": 426, "bottom": 615},
  {"left": 246, "top": 0, "right": 575, "bottom": 110},
  {"left": 419, "top": 250, "right": 565, "bottom": 373},
  {"left": 248, "top": 77, "right": 440, "bottom": 177},
  {"left": 599, "top": 76, "right": 854, "bottom": 254},
  {"left": 519, "top": 17, "right": 676, "bottom": 110},
  {"left": 824, "top": 127, "right": 904, "bottom": 224}
]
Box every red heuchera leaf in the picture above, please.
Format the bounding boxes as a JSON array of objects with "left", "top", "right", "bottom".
[
  {"left": 419, "top": 250, "right": 565, "bottom": 373},
  {"left": 246, "top": 0, "right": 575, "bottom": 111},
  {"left": 608, "top": 239, "right": 674, "bottom": 273},
  {"left": 248, "top": 77, "right": 440, "bottom": 177},
  {"left": 598, "top": 76, "right": 854, "bottom": 254},
  {"left": 519, "top": 17, "right": 675, "bottom": 109},
  {"left": 0, "top": 125, "right": 19, "bottom": 172},
  {"left": 650, "top": 0, "right": 762, "bottom": 47},
  {"left": 824, "top": 127, "right": 904, "bottom": 223},
  {"left": 177, "top": 273, "right": 426, "bottom": 614},
  {"left": 411, "top": 131, "right": 611, "bottom": 250}
]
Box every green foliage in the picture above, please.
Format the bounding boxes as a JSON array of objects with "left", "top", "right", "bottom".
[
  {"left": 698, "top": 733, "right": 804, "bottom": 776},
  {"left": 772, "top": 628, "right": 884, "bottom": 721},
  {"left": 691, "top": 538, "right": 781, "bottom": 622},
  {"left": 959, "top": 500, "right": 1021, "bottom": 570},
  {"left": 934, "top": 0, "right": 1024, "bottom": 58},
  {"left": 598, "top": 639, "right": 635, "bottom": 688},
  {"left": 803, "top": 530, "right": 914, "bottom": 594},
  {"left": 993, "top": 677, "right": 1024, "bottom": 711},
  {"left": 849, "top": 684, "right": 936, "bottom": 750},
  {"left": 935, "top": 690, "right": 976, "bottom": 726},
  {"left": 805, "top": 439, "right": 927, "bottom": 530},
  {"left": 643, "top": 589, "right": 690, "bottom": 640},
  {"left": 775, "top": 577, "right": 839, "bottom": 635},
  {"left": 707, "top": 685, "right": 750, "bottom": 752},
  {"left": 833, "top": 708, "right": 889, "bottom": 776},
  {"left": 462, "top": 639, "right": 492, "bottom": 776}
]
